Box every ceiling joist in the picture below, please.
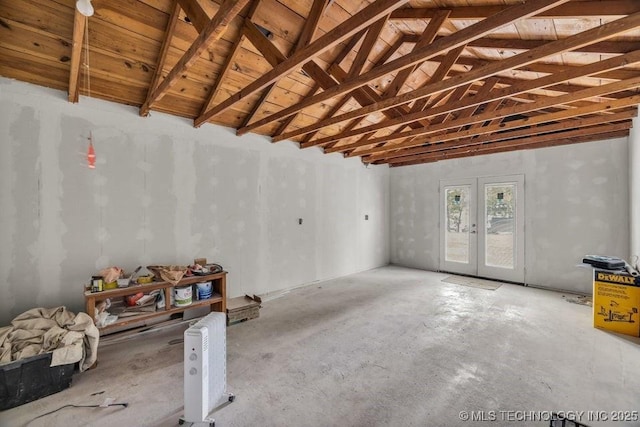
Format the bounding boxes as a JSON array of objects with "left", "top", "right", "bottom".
[
  {"left": 5, "top": 0, "right": 640, "bottom": 167},
  {"left": 140, "top": 0, "right": 250, "bottom": 116},
  {"left": 141, "top": 0, "right": 182, "bottom": 113},
  {"left": 240, "top": 0, "right": 573, "bottom": 136},
  {"left": 344, "top": 92, "right": 640, "bottom": 158},
  {"left": 194, "top": 0, "right": 408, "bottom": 127},
  {"left": 368, "top": 109, "right": 638, "bottom": 163},
  {"left": 240, "top": 0, "right": 329, "bottom": 130},
  {"left": 282, "top": 12, "right": 640, "bottom": 145},
  {"left": 68, "top": 9, "right": 86, "bottom": 103},
  {"left": 390, "top": 1, "right": 640, "bottom": 20},
  {"left": 388, "top": 121, "right": 634, "bottom": 167}
]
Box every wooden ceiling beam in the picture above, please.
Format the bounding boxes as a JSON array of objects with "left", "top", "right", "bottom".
[
  {"left": 239, "top": 0, "right": 572, "bottom": 136},
  {"left": 282, "top": 29, "right": 370, "bottom": 141},
  {"left": 418, "top": 36, "right": 640, "bottom": 55},
  {"left": 344, "top": 79, "right": 488, "bottom": 158},
  {"left": 68, "top": 9, "right": 86, "bottom": 103},
  {"left": 342, "top": 76, "right": 473, "bottom": 157},
  {"left": 199, "top": 2, "right": 260, "bottom": 116},
  {"left": 194, "top": 0, "right": 408, "bottom": 127},
  {"left": 368, "top": 109, "right": 638, "bottom": 163},
  {"left": 347, "top": 16, "right": 389, "bottom": 79},
  {"left": 243, "top": 19, "right": 286, "bottom": 66},
  {"left": 297, "top": 29, "right": 406, "bottom": 144},
  {"left": 274, "top": 9, "right": 640, "bottom": 143},
  {"left": 240, "top": 21, "right": 417, "bottom": 137},
  {"left": 141, "top": 0, "right": 181, "bottom": 114},
  {"left": 240, "top": 0, "right": 328, "bottom": 130},
  {"left": 448, "top": 55, "right": 640, "bottom": 82},
  {"left": 139, "top": 0, "right": 249, "bottom": 116},
  {"left": 386, "top": 122, "right": 633, "bottom": 167},
  {"left": 375, "top": 36, "right": 407, "bottom": 66},
  {"left": 382, "top": 10, "right": 450, "bottom": 99},
  {"left": 336, "top": 78, "right": 640, "bottom": 155},
  {"left": 266, "top": 0, "right": 328, "bottom": 136},
  {"left": 295, "top": 0, "right": 328, "bottom": 49},
  {"left": 320, "top": 10, "right": 450, "bottom": 149},
  {"left": 310, "top": 48, "right": 640, "bottom": 148},
  {"left": 402, "top": 46, "right": 466, "bottom": 113},
  {"left": 390, "top": 1, "right": 640, "bottom": 20},
  {"left": 176, "top": 0, "right": 212, "bottom": 33},
  {"left": 467, "top": 98, "right": 506, "bottom": 130},
  {"left": 442, "top": 77, "right": 500, "bottom": 128},
  {"left": 345, "top": 92, "right": 640, "bottom": 158},
  {"left": 392, "top": 129, "right": 632, "bottom": 167},
  {"left": 331, "top": 28, "right": 368, "bottom": 67}
]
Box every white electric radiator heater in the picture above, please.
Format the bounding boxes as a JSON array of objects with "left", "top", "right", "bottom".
[{"left": 181, "top": 312, "right": 234, "bottom": 427}]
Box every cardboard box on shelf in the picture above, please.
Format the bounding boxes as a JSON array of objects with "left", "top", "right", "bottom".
[{"left": 593, "top": 269, "right": 640, "bottom": 337}]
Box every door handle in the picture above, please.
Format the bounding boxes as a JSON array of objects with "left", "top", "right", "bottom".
[{"left": 470, "top": 230, "right": 476, "bottom": 234}]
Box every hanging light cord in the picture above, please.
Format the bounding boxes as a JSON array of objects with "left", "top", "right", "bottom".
[{"left": 83, "top": 15, "right": 91, "bottom": 98}]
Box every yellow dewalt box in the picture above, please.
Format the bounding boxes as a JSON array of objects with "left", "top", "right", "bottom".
[{"left": 593, "top": 269, "right": 640, "bottom": 337}]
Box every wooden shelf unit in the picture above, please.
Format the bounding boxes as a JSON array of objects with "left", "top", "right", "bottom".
[{"left": 84, "top": 271, "right": 227, "bottom": 335}]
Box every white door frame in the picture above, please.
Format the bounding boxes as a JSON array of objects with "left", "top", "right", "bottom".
[
  {"left": 439, "top": 178, "right": 477, "bottom": 276},
  {"left": 439, "top": 175, "right": 525, "bottom": 283},
  {"left": 477, "top": 175, "right": 525, "bottom": 283}
]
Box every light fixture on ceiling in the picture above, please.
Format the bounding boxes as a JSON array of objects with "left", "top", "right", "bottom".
[{"left": 76, "top": 0, "right": 94, "bottom": 17}]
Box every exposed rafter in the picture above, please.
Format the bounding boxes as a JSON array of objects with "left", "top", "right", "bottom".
[
  {"left": 313, "top": 48, "right": 640, "bottom": 151},
  {"left": 236, "top": 0, "right": 573, "bottom": 136},
  {"left": 387, "top": 122, "right": 634, "bottom": 167},
  {"left": 68, "top": 9, "right": 86, "bottom": 103},
  {"left": 141, "top": 0, "right": 182, "bottom": 114},
  {"left": 368, "top": 109, "right": 638, "bottom": 163},
  {"left": 5, "top": 0, "right": 640, "bottom": 168},
  {"left": 199, "top": 0, "right": 261, "bottom": 116},
  {"left": 280, "top": 12, "right": 640, "bottom": 145},
  {"left": 239, "top": 0, "right": 330, "bottom": 130},
  {"left": 341, "top": 92, "right": 640, "bottom": 158},
  {"left": 389, "top": 1, "right": 640, "bottom": 20},
  {"left": 140, "top": 0, "right": 250, "bottom": 116},
  {"left": 194, "top": 0, "right": 408, "bottom": 127}
]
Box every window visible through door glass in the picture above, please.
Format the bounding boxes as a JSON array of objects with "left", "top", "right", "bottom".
[
  {"left": 445, "top": 186, "right": 470, "bottom": 263},
  {"left": 484, "top": 184, "right": 515, "bottom": 269}
]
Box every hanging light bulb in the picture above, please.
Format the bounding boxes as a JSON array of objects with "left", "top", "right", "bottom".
[
  {"left": 76, "top": 0, "right": 94, "bottom": 17},
  {"left": 87, "top": 132, "right": 96, "bottom": 169}
]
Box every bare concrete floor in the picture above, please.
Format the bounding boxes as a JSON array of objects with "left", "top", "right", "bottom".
[{"left": 2, "top": 266, "right": 639, "bottom": 427}]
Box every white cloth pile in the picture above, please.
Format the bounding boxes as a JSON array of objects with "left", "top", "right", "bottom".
[{"left": 0, "top": 306, "right": 99, "bottom": 372}]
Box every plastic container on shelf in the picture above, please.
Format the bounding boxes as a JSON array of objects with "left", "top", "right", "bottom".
[
  {"left": 196, "top": 281, "right": 212, "bottom": 300},
  {"left": 174, "top": 285, "right": 192, "bottom": 307}
]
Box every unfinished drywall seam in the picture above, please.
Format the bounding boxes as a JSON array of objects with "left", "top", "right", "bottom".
[
  {"left": 630, "top": 116, "right": 640, "bottom": 266},
  {"left": 0, "top": 101, "right": 19, "bottom": 313},
  {"left": 173, "top": 141, "right": 199, "bottom": 261},
  {"left": 0, "top": 78, "right": 391, "bottom": 324},
  {"left": 34, "top": 109, "right": 67, "bottom": 307},
  {"left": 389, "top": 140, "right": 629, "bottom": 294}
]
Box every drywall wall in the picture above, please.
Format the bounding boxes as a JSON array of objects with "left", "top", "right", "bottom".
[
  {"left": 630, "top": 116, "right": 640, "bottom": 264},
  {"left": 0, "top": 78, "right": 389, "bottom": 325},
  {"left": 390, "top": 137, "right": 630, "bottom": 294}
]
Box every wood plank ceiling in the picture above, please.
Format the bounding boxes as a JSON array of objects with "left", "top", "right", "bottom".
[{"left": 1, "top": 0, "right": 640, "bottom": 166}]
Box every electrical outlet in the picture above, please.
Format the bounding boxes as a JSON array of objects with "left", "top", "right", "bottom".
[
  {"left": 365, "top": 215, "right": 369, "bottom": 220},
  {"left": 298, "top": 218, "right": 303, "bottom": 225}
]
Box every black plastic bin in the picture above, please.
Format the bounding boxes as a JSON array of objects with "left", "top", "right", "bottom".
[{"left": 0, "top": 352, "right": 75, "bottom": 410}]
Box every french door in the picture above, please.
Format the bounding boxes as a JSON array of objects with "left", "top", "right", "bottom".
[{"left": 439, "top": 175, "right": 525, "bottom": 283}]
